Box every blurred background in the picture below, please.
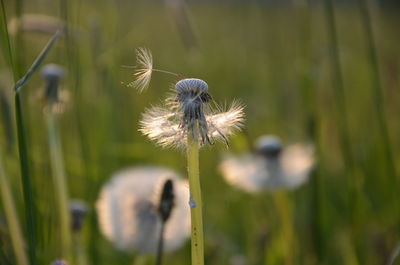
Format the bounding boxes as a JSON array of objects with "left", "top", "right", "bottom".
[{"left": 0, "top": 0, "right": 399, "bottom": 264}]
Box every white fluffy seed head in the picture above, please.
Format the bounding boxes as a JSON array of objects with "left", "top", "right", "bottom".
[
  {"left": 139, "top": 101, "right": 245, "bottom": 149},
  {"left": 96, "top": 166, "right": 190, "bottom": 253},
  {"left": 220, "top": 142, "right": 315, "bottom": 192}
]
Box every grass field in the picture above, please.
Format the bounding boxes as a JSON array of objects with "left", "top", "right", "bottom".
[{"left": 0, "top": 1, "right": 399, "bottom": 265}]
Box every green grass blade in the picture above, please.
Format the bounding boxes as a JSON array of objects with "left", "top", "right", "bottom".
[
  {"left": 0, "top": 154, "right": 29, "bottom": 265},
  {"left": 14, "top": 30, "right": 61, "bottom": 93},
  {"left": 0, "top": 0, "right": 17, "bottom": 80},
  {"left": 357, "top": 0, "right": 397, "bottom": 183},
  {"left": 15, "top": 93, "right": 37, "bottom": 265}
]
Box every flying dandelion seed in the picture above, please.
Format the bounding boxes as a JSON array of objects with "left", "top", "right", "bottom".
[
  {"left": 127, "top": 47, "right": 182, "bottom": 92},
  {"left": 127, "top": 47, "right": 153, "bottom": 93},
  {"left": 219, "top": 135, "right": 315, "bottom": 192},
  {"left": 96, "top": 166, "right": 190, "bottom": 253},
  {"left": 140, "top": 78, "right": 245, "bottom": 148}
]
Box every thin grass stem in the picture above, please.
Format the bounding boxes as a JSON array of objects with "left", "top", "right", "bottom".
[
  {"left": 0, "top": 155, "right": 29, "bottom": 265},
  {"left": 357, "top": 0, "right": 397, "bottom": 183},
  {"left": 323, "top": 0, "right": 358, "bottom": 222},
  {"left": 15, "top": 93, "right": 37, "bottom": 265},
  {"left": 187, "top": 127, "right": 204, "bottom": 265},
  {"left": 46, "top": 111, "right": 72, "bottom": 259}
]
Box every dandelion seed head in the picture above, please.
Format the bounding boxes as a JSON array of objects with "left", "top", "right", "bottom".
[
  {"left": 220, "top": 136, "right": 315, "bottom": 192},
  {"left": 96, "top": 166, "right": 190, "bottom": 253},
  {"left": 140, "top": 102, "right": 244, "bottom": 149},
  {"left": 129, "top": 47, "right": 153, "bottom": 93}
]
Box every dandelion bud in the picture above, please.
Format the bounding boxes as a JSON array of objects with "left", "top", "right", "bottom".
[
  {"left": 254, "top": 135, "right": 282, "bottom": 158},
  {"left": 158, "top": 179, "right": 175, "bottom": 223},
  {"left": 41, "top": 64, "right": 65, "bottom": 105},
  {"left": 69, "top": 199, "right": 88, "bottom": 233}
]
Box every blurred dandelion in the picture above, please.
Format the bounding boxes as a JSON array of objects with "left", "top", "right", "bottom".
[
  {"left": 41, "top": 63, "right": 72, "bottom": 260},
  {"left": 41, "top": 64, "right": 69, "bottom": 114},
  {"left": 50, "top": 260, "right": 68, "bottom": 265},
  {"left": 69, "top": 200, "right": 88, "bottom": 233},
  {"left": 126, "top": 47, "right": 180, "bottom": 92},
  {"left": 69, "top": 200, "right": 88, "bottom": 265},
  {"left": 96, "top": 166, "right": 190, "bottom": 253},
  {"left": 220, "top": 135, "right": 315, "bottom": 192},
  {"left": 8, "top": 14, "right": 65, "bottom": 36}
]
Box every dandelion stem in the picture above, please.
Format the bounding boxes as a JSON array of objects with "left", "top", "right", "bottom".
[
  {"left": 0, "top": 155, "right": 29, "bottom": 265},
  {"left": 46, "top": 111, "right": 71, "bottom": 259},
  {"left": 187, "top": 127, "right": 204, "bottom": 265},
  {"left": 155, "top": 222, "right": 165, "bottom": 265}
]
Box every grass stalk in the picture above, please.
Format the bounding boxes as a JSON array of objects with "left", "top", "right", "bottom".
[
  {"left": 323, "top": 0, "right": 357, "bottom": 221},
  {"left": 45, "top": 111, "right": 71, "bottom": 259},
  {"left": 186, "top": 128, "right": 204, "bottom": 265},
  {"left": 0, "top": 155, "right": 29, "bottom": 265},
  {"left": 15, "top": 93, "right": 37, "bottom": 265},
  {"left": 357, "top": 0, "right": 397, "bottom": 182}
]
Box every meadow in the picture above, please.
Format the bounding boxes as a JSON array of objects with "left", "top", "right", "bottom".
[{"left": 0, "top": 0, "right": 399, "bottom": 265}]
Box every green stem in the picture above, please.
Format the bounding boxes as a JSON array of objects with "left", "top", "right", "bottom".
[
  {"left": 187, "top": 129, "right": 204, "bottom": 265},
  {"left": 357, "top": 0, "right": 397, "bottom": 183},
  {"left": 72, "top": 232, "right": 88, "bottom": 265},
  {"left": 46, "top": 111, "right": 71, "bottom": 259},
  {"left": 323, "top": 0, "right": 357, "bottom": 222},
  {"left": 15, "top": 93, "right": 37, "bottom": 265},
  {"left": 0, "top": 155, "right": 29, "bottom": 265}
]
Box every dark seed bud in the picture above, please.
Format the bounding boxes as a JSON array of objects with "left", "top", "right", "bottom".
[
  {"left": 158, "top": 179, "right": 175, "bottom": 223},
  {"left": 254, "top": 135, "right": 282, "bottom": 158},
  {"left": 41, "top": 64, "right": 65, "bottom": 105},
  {"left": 70, "top": 200, "right": 88, "bottom": 232}
]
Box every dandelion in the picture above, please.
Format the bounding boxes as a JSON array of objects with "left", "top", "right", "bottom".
[
  {"left": 41, "top": 63, "right": 71, "bottom": 260},
  {"left": 127, "top": 47, "right": 180, "bottom": 92},
  {"left": 69, "top": 200, "right": 87, "bottom": 233},
  {"left": 137, "top": 52, "right": 244, "bottom": 265},
  {"left": 96, "top": 166, "right": 190, "bottom": 253},
  {"left": 220, "top": 135, "right": 315, "bottom": 192},
  {"left": 41, "top": 64, "right": 69, "bottom": 113},
  {"left": 140, "top": 79, "right": 244, "bottom": 149}
]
